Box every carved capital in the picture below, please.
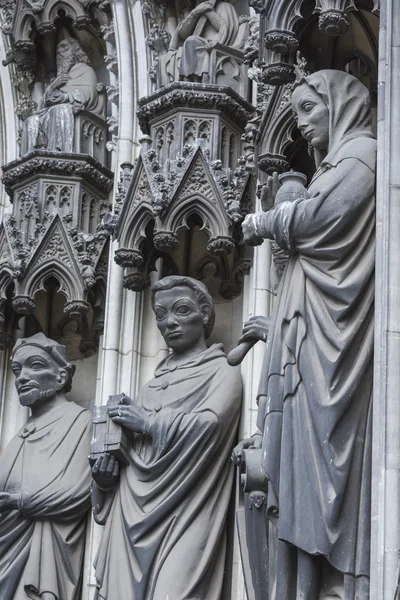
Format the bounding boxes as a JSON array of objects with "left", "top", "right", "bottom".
[
  {"left": 207, "top": 236, "right": 235, "bottom": 256},
  {"left": 260, "top": 62, "right": 295, "bottom": 86},
  {"left": 314, "top": 0, "right": 357, "bottom": 36},
  {"left": 114, "top": 248, "right": 144, "bottom": 268},
  {"left": 257, "top": 153, "right": 289, "bottom": 174},
  {"left": 318, "top": 10, "right": 349, "bottom": 35},
  {"left": 153, "top": 232, "right": 180, "bottom": 252},
  {"left": 12, "top": 295, "right": 36, "bottom": 314},
  {"left": 264, "top": 30, "right": 299, "bottom": 54},
  {"left": 64, "top": 300, "right": 90, "bottom": 318},
  {"left": 123, "top": 272, "right": 151, "bottom": 292}
]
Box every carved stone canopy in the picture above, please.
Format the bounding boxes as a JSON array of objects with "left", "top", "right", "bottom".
[
  {"left": 0, "top": 149, "right": 113, "bottom": 351},
  {"left": 114, "top": 144, "right": 253, "bottom": 297},
  {"left": 137, "top": 82, "right": 254, "bottom": 139}
]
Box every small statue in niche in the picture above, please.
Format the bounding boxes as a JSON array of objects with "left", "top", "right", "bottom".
[
  {"left": 162, "top": 0, "right": 243, "bottom": 84},
  {"left": 91, "top": 275, "right": 242, "bottom": 600},
  {"left": 0, "top": 333, "right": 92, "bottom": 600},
  {"left": 22, "top": 38, "right": 105, "bottom": 154},
  {"left": 234, "top": 70, "right": 376, "bottom": 599}
]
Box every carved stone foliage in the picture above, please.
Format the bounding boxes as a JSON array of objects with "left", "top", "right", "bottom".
[
  {"left": 314, "top": 0, "right": 357, "bottom": 35},
  {"left": 138, "top": 82, "right": 253, "bottom": 138}
]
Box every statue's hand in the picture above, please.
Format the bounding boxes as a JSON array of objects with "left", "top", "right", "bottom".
[
  {"left": 232, "top": 435, "right": 262, "bottom": 466},
  {"left": 92, "top": 453, "right": 120, "bottom": 491},
  {"left": 239, "top": 316, "right": 270, "bottom": 344},
  {"left": 51, "top": 74, "right": 70, "bottom": 90},
  {"left": 242, "top": 213, "right": 264, "bottom": 246},
  {"left": 108, "top": 396, "right": 152, "bottom": 435},
  {"left": 0, "top": 491, "right": 20, "bottom": 516},
  {"left": 193, "top": 1, "right": 214, "bottom": 16},
  {"left": 260, "top": 171, "right": 280, "bottom": 212},
  {"left": 46, "top": 91, "right": 68, "bottom": 106}
]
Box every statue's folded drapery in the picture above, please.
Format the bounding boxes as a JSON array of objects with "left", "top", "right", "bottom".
[
  {"left": 257, "top": 128, "right": 376, "bottom": 580},
  {"left": 94, "top": 343, "right": 242, "bottom": 600},
  {"left": 0, "top": 401, "right": 92, "bottom": 600},
  {"left": 22, "top": 62, "right": 104, "bottom": 154}
]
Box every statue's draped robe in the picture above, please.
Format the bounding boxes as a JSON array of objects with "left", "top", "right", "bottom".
[
  {"left": 256, "top": 72, "right": 376, "bottom": 597},
  {"left": 0, "top": 401, "right": 92, "bottom": 600},
  {"left": 164, "top": 1, "right": 239, "bottom": 82},
  {"left": 94, "top": 344, "right": 242, "bottom": 600},
  {"left": 22, "top": 62, "right": 104, "bottom": 153}
]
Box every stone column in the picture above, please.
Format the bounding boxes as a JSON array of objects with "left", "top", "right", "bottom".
[{"left": 371, "top": 2, "right": 400, "bottom": 597}]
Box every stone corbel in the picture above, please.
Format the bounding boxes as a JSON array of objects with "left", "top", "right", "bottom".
[
  {"left": 314, "top": 0, "right": 357, "bottom": 36},
  {"left": 260, "top": 0, "right": 304, "bottom": 85}
]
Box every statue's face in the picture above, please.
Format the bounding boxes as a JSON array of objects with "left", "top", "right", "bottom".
[
  {"left": 56, "top": 40, "right": 76, "bottom": 75},
  {"left": 11, "top": 346, "right": 67, "bottom": 407},
  {"left": 292, "top": 84, "right": 329, "bottom": 151},
  {"left": 153, "top": 286, "right": 208, "bottom": 353}
]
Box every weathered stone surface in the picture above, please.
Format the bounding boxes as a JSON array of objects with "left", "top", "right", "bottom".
[{"left": 0, "top": 333, "right": 92, "bottom": 600}]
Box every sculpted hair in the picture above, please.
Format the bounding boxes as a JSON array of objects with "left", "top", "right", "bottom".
[
  {"left": 58, "top": 38, "right": 90, "bottom": 65},
  {"left": 151, "top": 275, "right": 216, "bottom": 338}
]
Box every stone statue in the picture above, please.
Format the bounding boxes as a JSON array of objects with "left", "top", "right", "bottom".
[
  {"left": 22, "top": 38, "right": 105, "bottom": 154},
  {"left": 91, "top": 275, "right": 242, "bottom": 600},
  {"left": 235, "top": 70, "right": 376, "bottom": 599},
  {"left": 0, "top": 333, "right": 92, "bottom": 600},
  {"left": 164, "top": 0, "right": 241, "bottom": 83}
]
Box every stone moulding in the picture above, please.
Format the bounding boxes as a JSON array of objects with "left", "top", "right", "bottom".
[
  {"left": 137, "top": 82, "right": 254, "bottom": 134},
  {"left": 2, "top": 150, "right": 114, "bottom": 198}
]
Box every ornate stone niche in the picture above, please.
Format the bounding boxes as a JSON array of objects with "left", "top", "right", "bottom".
[
  {"left": 0, "top": 0, "right": 115, "bottom": 356},
  {"left": 247, "top": 1, "right": 379, "bottom": 182},
  {"left": 0, "top": 150, "right": 113, "bottom": 355},
  {"left": 142, "top": 0, "right": 251, "bottom": 99},
  {"left": 1, "top": 0, "right": 112, "bottom": 161},
  {"left": 114, "top": 139, "right": 253, "bottom": 299}
]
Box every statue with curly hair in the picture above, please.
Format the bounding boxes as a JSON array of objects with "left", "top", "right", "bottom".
[
  {"left": 92, "top": 275, "right": 242, "bottom": 600},
  {"left": 0, "top": 333, "right": 92, "bottom": 600},
  {"left": 22, "top": 38, "right": 105, "bottom": 153}
]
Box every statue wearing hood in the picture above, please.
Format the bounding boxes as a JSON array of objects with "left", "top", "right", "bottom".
[{"left": 237, "top": 70, "right": 376, "bottom": 599}]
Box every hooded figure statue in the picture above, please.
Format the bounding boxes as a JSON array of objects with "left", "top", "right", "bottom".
[{"left": 240, "top": 70, "right": 376, "bottom": 599}]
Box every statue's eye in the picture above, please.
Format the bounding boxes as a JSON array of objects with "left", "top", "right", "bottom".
[
  {"left": 155, "top": 310, "right": 167, "bottom": 321},
  {"left": 29, "top": 361, "right": 47, "bottom": 370},
  {"left": 176, "top": 305, "right": 191, "bottom": 315},
  {"left": 303, "top": 102, "right": 315, "bottom": 113}
]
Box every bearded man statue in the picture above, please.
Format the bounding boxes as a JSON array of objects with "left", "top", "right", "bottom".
[
  {"left": 0, "top": 333, "right": 92, "bottom": 600},
  {"left": 22, "top": 38, "right": 105, "bottom": 154}
]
